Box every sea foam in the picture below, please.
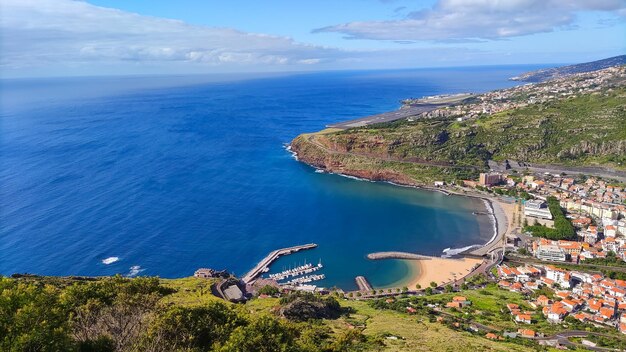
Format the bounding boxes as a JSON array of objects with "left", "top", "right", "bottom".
[
  {"left": 102, "top": 256, "right": 120, "bottom": 265},
  {"left": 126, "top": 265, "right": 144, "bottom": 277}
]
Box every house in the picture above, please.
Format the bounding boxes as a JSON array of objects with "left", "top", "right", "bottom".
[
  {"left": 518, "top": 329, "right": 536, "bottom": 338},
  {"left": 485, "top": 332, "right": 499, "bottom": 340},
  {"left": 605, "top": 225, "right": 617, "bottom": 238},
  {"left": 447, "top": 296, "right": 471, "bottom": 308},
  {"left": 544, "top": 302, "right": 568, "bottom": 323},
  {"left": 561, "top": 299, "right": 579, "bottom": 312},
  {"left": 506, "top": 303, "right": 520, "bottom": 311},
  {"left": 537, "top": 295, "right": 551, "bottom": 306},
  {"left": 599, "top": 306, "right": 616, "bottom": 320},
  {"left": 515, "top": 314, "right": 532, "bottom": 324}
]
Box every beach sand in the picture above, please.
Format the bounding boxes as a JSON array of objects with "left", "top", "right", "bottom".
[
  {"left": 403, "top": 257, "right": 483, "bottom": 288},
  {"left": 390, "top": 196, "right": 517, "bottom": 289}
]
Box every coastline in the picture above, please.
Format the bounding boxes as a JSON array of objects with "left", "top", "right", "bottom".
[
  {"left": 397, "top": 257, "right": 483, "bottom": 289},
  {"left": 288, "top": 143, "right": 514, "bottom": 290}
]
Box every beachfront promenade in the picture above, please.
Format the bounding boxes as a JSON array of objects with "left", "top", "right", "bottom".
[{"left": 242, "top": 243, "right": 317, "bottom": 284}]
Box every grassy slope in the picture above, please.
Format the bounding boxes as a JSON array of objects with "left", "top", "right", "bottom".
[
  {"left": 163, "top": 278, "right": 535, "bottom": 352},
  {"left": 293, "top": 87, "right": 626, "bottom": 184}
]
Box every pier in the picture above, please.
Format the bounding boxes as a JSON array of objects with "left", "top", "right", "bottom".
[
  {"left": 355, "top": 276, "right": 373, "bottom": 292},
  {"left": 366, "top": 252, "right": 436, "bottom": 260},
  {"left": 242, "top": 243, "right": 317, "bottom": 284}
]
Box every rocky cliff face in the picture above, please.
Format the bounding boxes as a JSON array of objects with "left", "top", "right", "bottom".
[{"left": 290, "top": 135, "right": 419, "bottom": 186}]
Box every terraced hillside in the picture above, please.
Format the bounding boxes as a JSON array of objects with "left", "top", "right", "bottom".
[{"left": 291, "top": 86, "right": 626, "bottom": 185}]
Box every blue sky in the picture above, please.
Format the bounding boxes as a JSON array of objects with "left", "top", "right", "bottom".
[{"left": 1, "top": 0, "right": 625, "bottom": 77}]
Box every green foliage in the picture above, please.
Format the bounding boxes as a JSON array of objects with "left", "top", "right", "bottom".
[
  {"left": 296, "top": 86, "right": 626, "bottom": 185},
  {"left": 524, "top": 197, "right": 575, "bottom": 240},
  {"left": 0, "top": 276, "right": 365, "bottom": 352},
  {"left": 278, "top": 292, "right": 342, "bottom": 322},
  {"left": 584, "top": 251, "right": 626, "bottom": 267},
  {"left": 0, "top": 277, "right": 74, "bottom": 352},
  {"left": 257, "top": 285, "right": 280, "bottom": 296}
]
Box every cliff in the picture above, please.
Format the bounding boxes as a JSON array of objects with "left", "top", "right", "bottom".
[{"left": 291, "top": 86, "right": 626, "bottom": 185}]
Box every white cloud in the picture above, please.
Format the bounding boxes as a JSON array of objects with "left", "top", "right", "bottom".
[
  {"left": 314, "top": 0, "right": 626, "bottom": 41},
  {"left": 0, "top": 0, "right": 345, "bottom": 73}
]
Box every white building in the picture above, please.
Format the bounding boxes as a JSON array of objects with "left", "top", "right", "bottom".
[{"left": 525, "top": 200, "right": 553, "bottom": 220}]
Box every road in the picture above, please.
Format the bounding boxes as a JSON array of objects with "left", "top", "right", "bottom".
[
  {"left": 505, "top": 254, "right": 626, "bottom": 274},
  {"left": 537, "top": 330, "right": 624, "bottom": 351}
]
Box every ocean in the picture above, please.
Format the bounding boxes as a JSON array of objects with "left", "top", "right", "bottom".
[{"left": 0, "top": 66, "right": 541, "bottom": 290}]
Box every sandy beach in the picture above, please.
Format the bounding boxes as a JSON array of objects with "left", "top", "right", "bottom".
[
  {"left": 403, "top": 257, "right": 483, "bottom": 288},
  {"left": 389, "top": 194, "right": 517, "bottom": 289}
]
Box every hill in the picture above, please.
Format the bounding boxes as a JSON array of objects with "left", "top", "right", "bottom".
[
  {"left": 1, "top": 275, "right": 537, "bottom": 352},
  {"left": 291, "top": 67, "right": 626, "bottom": 186},
  {"left": 511, "top": 55, "right": 626, "bottom": 82}
]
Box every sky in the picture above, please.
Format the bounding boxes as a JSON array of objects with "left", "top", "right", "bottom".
[{"left": 0, "top": 0, "right": 625, "bottom": 77}]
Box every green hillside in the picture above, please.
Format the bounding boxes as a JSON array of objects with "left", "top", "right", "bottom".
[
  {"left": 291, "top": 86, "right": 626, "bottom": 184},
  {"left": 1, "top": 275, "right": 541, "bottom": 352}
]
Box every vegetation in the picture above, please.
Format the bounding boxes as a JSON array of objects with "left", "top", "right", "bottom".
[
  {"left": 0, "top": 276, "right": 371, "bottom": 352},
  {"left": 291, "top": 87, "right": 626, "bottom": 184},
  {"left": 524, "top": 196, "right": 575, "bottom": 240},
  {"left": 1, "top": 275, "right": 563, "bottom": 352},
  {"left": 583, "top": 251, "right": 626, "bottom": 267}
]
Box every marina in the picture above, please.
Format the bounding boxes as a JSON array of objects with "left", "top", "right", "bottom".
[
  {"left": 281, "top": 274, "right": 326, "bottom": 286},
  {"left": 268, "top": 260, "right": 323, "bottom": 281},
  {"left": 241, "top": 243, "right": 317, "bottom": 284}
]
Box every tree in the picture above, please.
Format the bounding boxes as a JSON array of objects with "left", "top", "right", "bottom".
[
  {"left": 401, "top": 286, "right": 408, "bottom": 293},
  {"left": 444, "top": 285, "right": 453, "bottom": 293},
  {"left": 146, "top": 302, "right": 245, "bottom": 351},
  {"left": 430, "top": 282, "right": 437, "bottom": 288},
  {"left": 425, "top": 287, "right": 433, "bottom": 295},
  {"left": 415, "top": 284, "right": 421, "bottom": 290},
  {"left": 257, "top": 285, "right": 280, "bottom": 296},
  {"left": 217, "top": 315, "right": 298, "bottom": 352}
]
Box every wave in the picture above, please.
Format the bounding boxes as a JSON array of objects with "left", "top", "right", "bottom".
[
  {"left": 126, "top": 265, "right": 144, "bottom": 277},
  {"left": 102, "top": 256, "right": 120, "bottom": 265},
  {"left": 336, "top": 173, "right": 374, "bottom": 182},
  {"left": 442, "top": 245, "right": 482, "bottom": 257},
  {"left": 481, "top": 198, "right": 498, "bottom": 246},
  {"left": 284, "top": 144, "right": 298, "bottom": 161},
  {"left": 441, "top": 199, "right": 499, "bottom": 257}
]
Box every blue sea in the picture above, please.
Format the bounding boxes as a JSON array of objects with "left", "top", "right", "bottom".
[{"left": 0, "top": 66, "right": 540, "bottom": 290}]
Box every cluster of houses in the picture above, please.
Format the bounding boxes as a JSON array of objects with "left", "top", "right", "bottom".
[
  {"left": 497, "top": 263, "right": 626, "bottom": 334},
  {"left": 465, "top": 169, "right": 626, "bottom": 264},
  {"left": 411, "top": 66, "right": 624, "bottom": 121}
]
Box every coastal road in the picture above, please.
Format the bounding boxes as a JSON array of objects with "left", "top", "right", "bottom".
[{"left": 536, "top": 330, "right": 624, "bottom": 351}]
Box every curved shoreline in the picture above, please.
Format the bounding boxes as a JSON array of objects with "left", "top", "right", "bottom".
[
  {"left": 288, "top": 144, "right": 511, "bottom": 289},
  {"left": 296, "top": 160, "right": 503, "bottom": 257}
]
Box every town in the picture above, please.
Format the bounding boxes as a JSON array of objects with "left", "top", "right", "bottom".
[{"left": 404, "top": 65, "right": 626, "bottom": 121}]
